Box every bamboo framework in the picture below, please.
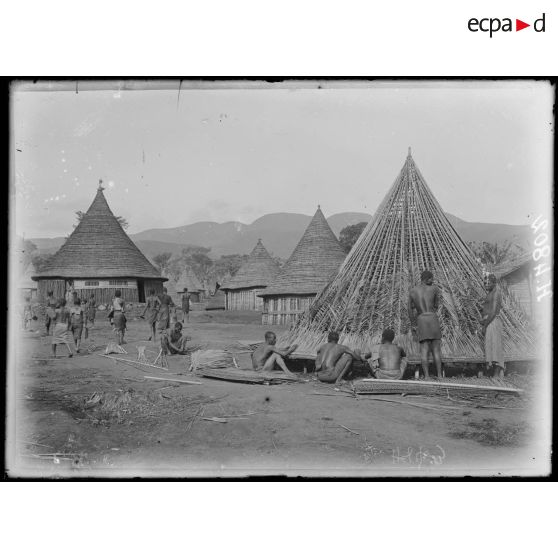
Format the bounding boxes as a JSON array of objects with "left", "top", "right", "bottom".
[{"left": 282, "top": 151, "right": 536, "bottom": 363}]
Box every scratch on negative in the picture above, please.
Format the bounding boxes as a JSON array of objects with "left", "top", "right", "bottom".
[{"left": 176, "top": 79, "right": 183, "bottom": 110}]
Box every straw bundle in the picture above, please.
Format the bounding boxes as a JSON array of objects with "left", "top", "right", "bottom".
[
  {"left": 105, "top": 342, "right": 127, "bottom": 355},
  {"left": 282, "top": 151, "right": 536, "bottom": 363},
  {"left": 189, "top": 350, "right": 237, "bottom": 371}
]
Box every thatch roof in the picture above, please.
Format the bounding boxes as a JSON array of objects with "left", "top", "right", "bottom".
[
  {"left": 492, "top": 252, "right": 532, "bottom": 279},
  {"left": 259, "top": 207, "right": 346, "bottom": 297},
  {"left": 32, "top": 185, "right": 165, "bottom": 281},
  {"left": 221, "top": 239, "right": 279, "bottom": 291},
  {"left": 283, "top": 150, "right": 535, "bottom": 362}
]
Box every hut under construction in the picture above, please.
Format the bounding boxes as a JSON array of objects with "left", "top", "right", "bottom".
[
  {"left": 258, "top": 207, "right": 346, "bottom": 326},
  {"left": 282, "top": 149, "right": 535, "bottom": 364},
  {"left": 32, "top": 183, "right": 167, "bottom": 305},
  {"left": 221, "top": 239, "right": 280, "bottom": 311}
]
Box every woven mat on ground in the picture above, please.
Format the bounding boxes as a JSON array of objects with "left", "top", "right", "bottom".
[
  {"left": 199, "top": 367, "right": 300, "bottom": 385},
  {"left": 352, "top": 378, "right": 522, "bottom": 396}
]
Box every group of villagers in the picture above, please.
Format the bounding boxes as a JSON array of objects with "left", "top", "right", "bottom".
[
  {"left": 45, "top": 284, "right": 192, "bottom": 359},
  {"left": 251, "top": 270, "right": 506, "bottom": 383}
]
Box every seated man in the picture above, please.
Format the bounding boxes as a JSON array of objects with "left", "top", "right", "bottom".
[
  {"left": 160, "top": 322, "right": 190, "bottom": 355},
  {"left": 251, "top": 331, "right": 298, "bottom": 374},
  {"left": 315, "top": 331, "right": 365, "bottom": 384},
  {"left": 367, "top": 328, "right": 408, "bottom": 380}
]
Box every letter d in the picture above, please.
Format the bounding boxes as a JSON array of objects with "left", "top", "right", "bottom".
[{"left": 534, "top": 13, "right": 545, "bottom": 32}]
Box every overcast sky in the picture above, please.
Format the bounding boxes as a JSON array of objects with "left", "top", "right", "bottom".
[{"left": 12, "top": 80, "right": 554, "bottom": 238}]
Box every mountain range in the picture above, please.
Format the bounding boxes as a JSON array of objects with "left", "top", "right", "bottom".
[{"left": 30, "top": 211, "right": 531, "bottom": 260}]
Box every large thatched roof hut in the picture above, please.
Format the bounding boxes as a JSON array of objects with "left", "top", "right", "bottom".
[
  {"left": 32, "top": 183, "right": 167, "bottom": 305},
  {"left": 221, "top": 239, "right": 280, "bottom": 311},
  {"left": 282, "top": 150, "right": 535, "bottom": 363},
  {"left": 258, "top": 207, "right": 346, "bottom": 325}
]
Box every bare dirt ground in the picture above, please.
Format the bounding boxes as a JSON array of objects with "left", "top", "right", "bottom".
[{"left": 7, "top": 310, "right": 547, "bottom": 477}]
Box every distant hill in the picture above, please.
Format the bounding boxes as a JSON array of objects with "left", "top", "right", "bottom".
[{"left": 30, "top": 211, "right": 531, "bottom": 260}]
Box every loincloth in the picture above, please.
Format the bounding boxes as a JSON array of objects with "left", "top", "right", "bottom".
[
  {"left": 417, "top": 312, "right": 441, "bottom": 342},
  {"left": 113, "top": 312, "right": 127, "bottom": 331}
]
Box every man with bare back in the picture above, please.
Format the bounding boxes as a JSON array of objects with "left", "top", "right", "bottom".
[
  {"left": 251, "top": 331, "right": 298, "bottom": 375},
  {"left": 408, "top": 270, "right": 442, "bottom": 378},
  {"left": 315, "top": 331, "right": 365, "bottom": 384},
  {"left": 368, "top": 328, "right": 408, "bottom": 380}
]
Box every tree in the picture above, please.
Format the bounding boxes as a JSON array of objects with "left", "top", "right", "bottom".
[
  {"left": 213, "top": 254, "right": 250, "bottom": 278},
  {"left": 74, "top": 210, "right": 129, "bottom": 230},
  {"left": 152, "top": 252, "right": 173, "bottom": 274},
  {"left": 339, "top": 222, "right": 368, "bottom": 253},
  {"left": 18, "top": 238, "right": 38, "bottom": 267},
  {"left": 468, "top": 241, "right": 524, "bottom": 268}
]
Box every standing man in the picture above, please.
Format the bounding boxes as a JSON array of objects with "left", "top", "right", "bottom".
[
  {"left": 181, "top": 288, "right": 191, "bottom": 324},
  {"left": 481, "top": 274, "right": 504, "bottom": 379},
  {"left": 45, "top": 290, "right": 57, "bottom": 335},
  {"left": 408, "top": 270, "right": 443, "bottom": 379},
  {"left": 315, "top": 331, "right": 365, "bottom": 384}
]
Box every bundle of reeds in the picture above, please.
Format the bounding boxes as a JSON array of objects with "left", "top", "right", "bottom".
[
  {"left": 105, "top": 343, "right": 127, "bottom": 355},
  {"left": 189, "top": 350, "right": 238, "bottom": 371}
]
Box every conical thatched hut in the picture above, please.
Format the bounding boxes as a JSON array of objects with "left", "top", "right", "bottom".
[
  {"left": 168, "top": 267, "right": 205, "bottom": 302},
  {"left": 221, "top": 239, "right": 280, "bottom": 311},
  {"left": 259, "top": 207, "right": 346, "bottom": 326},
  {"left": 32, "top": 183, "right": 167, "bottom": 305},
  {"left": 283, "top": 150, "right": 535, "bottom": 363}
]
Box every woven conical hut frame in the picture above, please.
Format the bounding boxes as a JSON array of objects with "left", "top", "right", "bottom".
[{"left": 282, "top": 150, "right": 536, "bottom": 363}]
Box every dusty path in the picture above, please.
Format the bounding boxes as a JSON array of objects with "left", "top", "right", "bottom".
[{"left": 7, "top": 311, "right": 545, "bottom": 477}]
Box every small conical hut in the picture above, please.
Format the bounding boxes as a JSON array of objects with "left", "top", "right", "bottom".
[
  {"left": 169, "top": 267, "right": 204, "bottom": 302},
  {"left": 221, "top": 239, "right": 280, "bottom": 311},
  {"left": 259, "top": 207, "right": 346, "bottom": 325},
  {"left": 32, "top": 182, "right": 167, "bottom": 305},
  {"left": 283, "top": 150, "right": 536, "bottom": 363}
]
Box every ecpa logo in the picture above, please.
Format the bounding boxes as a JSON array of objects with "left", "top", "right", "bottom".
[{"left": 468, "top": 13, "right": 546, "bottom": 37}]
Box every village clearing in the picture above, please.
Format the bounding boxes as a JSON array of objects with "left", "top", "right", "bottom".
[{"left": 10, "top": 310, "right": 545, "bottom": 477}]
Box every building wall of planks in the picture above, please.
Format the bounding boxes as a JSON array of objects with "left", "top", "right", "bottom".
[
  {"left": 501, "top": 266, "right": 536, "bottom": 321},
  {"left": 261, "top": 295, "right": 315, "bottom": 325},
  {"left": 37, "top": 279, "right": 66, "bottom": 302},
  {"left": 225, "top": 288, "right": 265, "bottom": 311},
  {"left": 38, "top": 278, "right": 165, "bottom": 306}
]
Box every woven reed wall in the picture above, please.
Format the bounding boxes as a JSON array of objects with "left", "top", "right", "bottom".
[
  {"left": 261, "top": 295, "right": 314, "bottom": 325},
  {"left": 226, "top": 289, "right": 264, "bottom": 311},
  {"left": 38, "top": 279, "right": 66, "bottom": 301}
]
